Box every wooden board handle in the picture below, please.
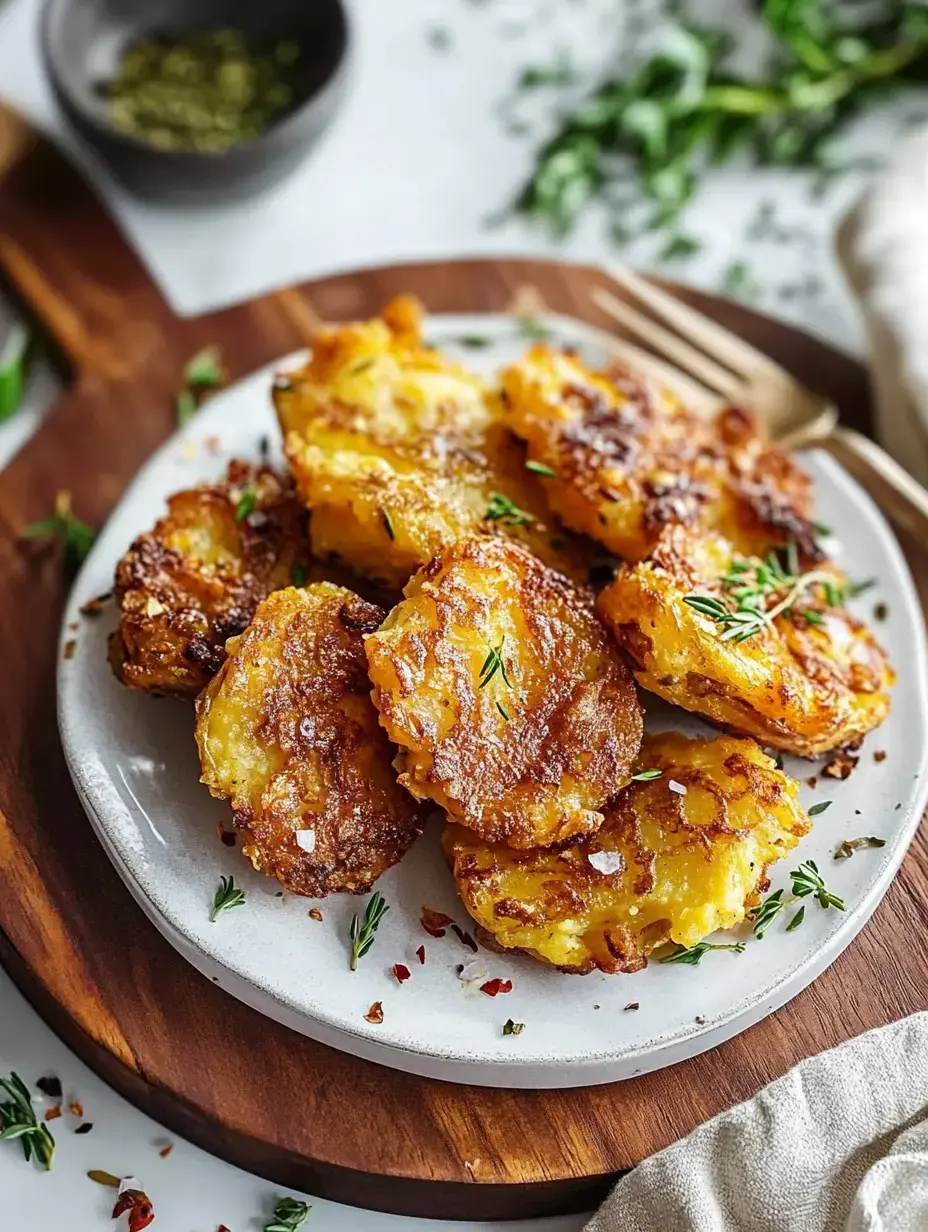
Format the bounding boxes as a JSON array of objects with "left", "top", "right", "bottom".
[{"left": 0, "top": 103, "right": 173, "bottom": 378}]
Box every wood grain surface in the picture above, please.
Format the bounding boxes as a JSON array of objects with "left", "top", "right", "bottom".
[{"left": 0, "top": 104, "right": 926, "bottom": 1221}]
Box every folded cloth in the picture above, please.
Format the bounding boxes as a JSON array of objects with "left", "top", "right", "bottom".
[
  {"left": 838, "top": 128, "right": 928, "bottom": 487},
  {"left": 586, "top": 1013, "right": 928, "bottom": 1232}
]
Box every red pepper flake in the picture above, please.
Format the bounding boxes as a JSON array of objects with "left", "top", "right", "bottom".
[
  {"left": 69, "top": 1099, "right": 84, "bottom": 1118},
  {"left": 218, "top": 1227, "right": 232, "bottom": 1232},
  {"left": 415, "top": 944, "right": 426, "bottom": 965},
  {"left": 806, "top": 776, "right": 817, "bottom": 789},
  {"left": 216, "top": 824, "right": 236, "bottom": 847},
  {"left": 80, "top": 592, "right": 112, "bottom": 617},
  {"left": 75, "top": 1122, "right": 93, "bottom": 1134},
  {"left": 45, "top": 1105, "right": 62, "bottom": 1121},
  {"left": 63, "top": 639, "right": 77, "bottom": 660},
  {"left": 364, "top": 1001, "right": 384, "bottom": 1024},
  {"left": 624, "top": 1002, "right": 640, "bottom": 1012},
  {"left": 393, "top": 963, "right": 411, "bottom": 984},
  {"left": 112, "top": 1189, "right": 155, "bottom": 1231},
  {"left": 480, "top": 978, "right": 512, "bottom": 997},
  {"left": 421, "top": 907, "right": 454, "bottom": 938},
  {"left": 158, "top": 1142, "right": 174, "bottom": 1159},
  {"left": 451, "top": 924, "right": 478, "bottom": 952},
  {"left": 37, "top": 1075, "right": 63, "bottom": 1100},
  {"left": 308, "top": 907, "right": 323, "bottom": 921}
]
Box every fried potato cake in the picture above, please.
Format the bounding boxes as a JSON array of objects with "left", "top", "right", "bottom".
[
  {"left": 365, "top": 537, "right": 643, "bottom": 848},
  {"left": 110, "top": 461, "right": 315, "bottom": 698},
  {"left": 444, "top": 732, "right": 811, "bottom": 974},
  {"left": 596, "top": 527, "right": 893, "bottom": 757},
  {"left": 274, "top": 296, "right": 591, "bottom": 588},
  {"left": 195, "top": 584, "right": 428, "bottom": 897},
  {"left": 498, "top": 343, "right": 820, "bottom": 563}
]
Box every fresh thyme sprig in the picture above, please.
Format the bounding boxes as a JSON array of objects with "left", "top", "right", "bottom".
[
  {"left": 659, "top": 941, "right": 745, "bottom": 966},
  {"left": 264, "top": 1196, "right": 312, "bottom": 1231},
  {"left": 19, "top": 491, "right": 96, "bottom": 568},
  {"left": 753, "top": 857, "right": 845, "bottom": 938},
  {"left": 791, "top": 860, "right": 845, "bottom": 911},
  {"left": 485, "top": 492, "right": 535, "bottom": 527},
  {"left": 210, "top": 874, "right": 245, "bottom": 922},
  {"left": 0, "top": 1073, "right": 55, "bottom": 1170},
  {"left": 479, "top": 637, "right": 513, "bottom": 689},
  {"left": 349, "top": 891, "right": 389, "bottom": 971}
]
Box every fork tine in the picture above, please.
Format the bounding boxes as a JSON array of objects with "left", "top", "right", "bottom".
[
  {"left": 598, "top": 331, "right": 722, "bottom": 416},
  {"left": 591, "top": 287, "right": 744, "bottom": 401},
  {"left": 603, "top": 265, "right": 781, "bottom": 381}
]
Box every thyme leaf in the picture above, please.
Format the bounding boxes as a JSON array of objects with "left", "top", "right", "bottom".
[
  {"left": 210, "top": 874, "right": 245, "bottom": 921},
  {"left": 349, "top": 891, "right": 389, "bottom": 971},
  {"left": 659, "top": 941, "right": 745, "bottom": 966}
]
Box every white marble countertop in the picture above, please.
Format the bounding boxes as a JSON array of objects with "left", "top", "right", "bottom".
[{"left": 0, "top": 0, "right": 917, "bottom": 1224}]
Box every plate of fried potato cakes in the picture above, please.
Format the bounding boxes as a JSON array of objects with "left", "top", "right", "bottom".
[{"left": 58, "top": 293, "right": 928, "bottom": 1087}]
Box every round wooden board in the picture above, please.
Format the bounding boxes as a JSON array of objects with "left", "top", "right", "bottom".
[{"left": 1, "top": 105, "right": 928, "bottom": 1222}]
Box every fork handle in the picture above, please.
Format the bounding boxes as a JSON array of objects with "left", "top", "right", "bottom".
[{"left": 821, "top": 426, "right": 928, "bottom": 545}]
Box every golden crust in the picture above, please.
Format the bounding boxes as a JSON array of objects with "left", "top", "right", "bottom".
[
  {"left": 195, "top": 584, "right": 428, "bottom": 896},
  {"left": 274, "top": 297, "right": 592, "bottom": 588},
  {"left": 596, "top": 527, "right": 894, "bottom": 757},
  {"left": 444, "top": 732, "right": 811, "bottom": 974},
  {"left": 498, "top": 345, "right": 820, "bottom": 563},
  {"left": 365, "top": 537, "right": 643, "bottom": 848},
  {"left": 110, "top": 461, "right": 314, "bottom": 698}
]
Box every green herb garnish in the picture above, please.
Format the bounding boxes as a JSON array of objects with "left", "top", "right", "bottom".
[
  {"left": 807, "top": 800, "right": 832, "bottom": 817},
  {"left": 485, "top": 492, "right": 534, "bottom": 526},
  {"left": 19, "top": 491, "right": 96, "bottom": 568},
  {"left": 751, "top": 888, "right": 786, "bottom": 939},
  {"left": 835, "top": 836, "right": 886, "bottom": 860},
  {"left": 785, "top": 905, "right": 805, "bottom": 932},
  {"left": 479, "top": 637, "right": 513, "bottom": 689},
  {"left": 291, "top": 565, "right": 307, "bottom": 587},
  {"left": 264, "top": 1196, "right": 312, "bottom": 1231},
  {"left": 184, "top": 346, "right": 223, "bottom": 388},
  {"left": 631, "top": 769, "right": 662, "bottom": 782},
  {"left": 0, "top": 323, "right": 29, "bottom": 423},
  {"left": 175, "top": 389, "right": 198, "bottom": 426},
  {"left": 791, "top": 859, "right": 845, "bottom": 910},
  {"left": 517, "top": 317, "right": 552, "bottom": 342},
  {"left": 210, "top": 875, "right": 245, "bottom": 922},
  {"left": 349, "top": 891, "right": 389, "bottom": 971},
  {"left": 659, "top": 941, "right": 745, "bottom": 966},
  {"left": 496, "top": 700, "right": 511, "bottom": 722},
  {"left": 753, "top": 856, "right": 844, "bottom": 937},
  {"left": 235, "top": 490, "right": 256, "bottom": 522},
  {"left": 0, "top": 1073, "right": 55, "bottom": 1170},
  {"left": 381, "top": 509, "right": 395, "bottom": 541},
  {"left": 502, "top": 1019, "right": 525, "bottom": 1035},
  {"left": 659, "top": 234, "right": 701, "bottom": 261},
  {"left": 525, "top": 460, "right": 557, "bottom": 477}
]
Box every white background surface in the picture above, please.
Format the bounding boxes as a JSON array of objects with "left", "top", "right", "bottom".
[{"left": 0, "top": 0, "right": 923, "bottom": 1225}]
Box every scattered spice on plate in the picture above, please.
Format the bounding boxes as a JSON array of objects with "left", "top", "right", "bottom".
[
  {"left": 624, "top": 1002, "right": 639, "bottom": 1012},
  {"left": 36, "top": 1076, "right": 62, "bottom": 1100},
  {"left": 807, "top": 776, "right": 818, "bottom": 789},
  {"left": 393, "top": 963, "right": 411, "bottom": 984},
  {"left": 75, "top": 1123, "right": 93, "bottom": 1135},
  {"left": 216, "top": 825, "right": 236, "bottom": 847},
  {"left": 874, "top": 602, "right": 889, "bottom": 621},
  {"left": 451, "top": 924, "right": 478, "bottom": 952},
  {"left": 349, "top": 891, "right": 389, "bottom": 970},
  {"left": 69, "top": 1100, "right": 83, "bottom": 1119},
  {"left": 45, "top": 1105, "right": 62, "bottom": 1121},
  {"left": 87, "top": 1170, "right": 121, "bottom": 1187},
  {"left": 695, "top": 1016, "right": 707, "bottom": 1026},
  {"left": 80, "top": 592, "right": 112, "bottom": 617},
  {"left": 823, "top": 748, "right": 859, "bottom": 780},
  {"left": 420, "top": 907, "right": 455, "bottom": 938},
  {"left": 308, "top": 907, "right": 323, "bottom": 922},
  {"left": 502, "top": 1018, "right": 524, "bottom": 1035},
  {"left": 835, "top": 836, "right": 886, "bottom": 860},
  {"left": 63, "top": 639, "right": 77, "bottom": 661},
  {"left": 364, "top": 1001, "right": 384, "bottom": 1025},
  {"left": 112, "top": 1187, "right": 155, "bottom": 1231},
  {"left": 158, "top": 1142, "right": 174, "bottom": 1159},
  {"left": 480, "top": 978, "right": 513, "bottom": 997},
  {"left": 874, "top": 750, "right": 887, "bottom": 763},
  {"left": 415, "top": 945, "right": 426, "bottom": 965}
]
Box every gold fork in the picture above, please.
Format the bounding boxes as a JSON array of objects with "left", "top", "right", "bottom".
[{"left": 590, "top": 266, "right": 928, "bottom": 544}]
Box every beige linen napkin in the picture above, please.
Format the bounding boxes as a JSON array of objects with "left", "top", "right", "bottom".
[{"left": 586, "top": 1014, "right": 928, "bottom": 1232}]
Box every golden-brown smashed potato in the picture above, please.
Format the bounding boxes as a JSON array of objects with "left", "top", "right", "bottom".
[
  {"left": 274, "top": 296, "right": 591, "bottom": 588},
  {"left": 499, "top": 344, "right": 820, "bottom": 563},
  {"left": 444, "top": 732, "right": 811, "bottom": 974},
  {"left": 365, "top": 537, "right": 643, "bottom": 848},
  {"left": 596, "top": 528, "right": 893, "bottom": 756},
  {"left": 195, "top": 584, "right": 428, "bottom": 896},
  {"left": 110, "top": 461, "right": 314, "bottom": 698}
]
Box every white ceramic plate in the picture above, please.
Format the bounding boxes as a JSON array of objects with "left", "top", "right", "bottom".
[{"left": 58, "top": 312, "right": 928, "bottom": 1089}]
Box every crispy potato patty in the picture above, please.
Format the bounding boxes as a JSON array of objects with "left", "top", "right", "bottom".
[
  {"left": 195, "top": 584, "right": 428, "bottom": 896},
  {"left": 275, "top": 296, "right": 590, "bottom": 587},
  {"left": 110, "top": 461, "right": 313, "bottom": 698},
  {"left": 596, "top": 528, "right": 894, "bottom": 756},
  {"left": 499, "top": 344, "right": 820, "bottom": 563},
  {"left": 444, "top": 732, "right": 811, "bottom": 974},
  {"left": 365, "top": 537, "right": 643, "bottom": 848}
]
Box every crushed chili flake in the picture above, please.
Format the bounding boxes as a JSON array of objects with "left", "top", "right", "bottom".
[
  {"left": 806, "top": 776, "right": 817, "bottom": 789},
  {"left": 87, "top": 1170, "right": 121, "bottom": 1187},
  {"left": 63, "top": 639, "right": 77, "bottom": 660},
  {"left": 158, "top": 1142, "right": 174, "bottom": 1159},
  {"left": 218, "top": 1226, "right": 232, "bottom": 1232},
  {"left": 451, "top": 924, "right": 478, "bottom": 952},
  {"left": 80, "top": 592, "right": 112, "bottom": 617},
  {"left": 45, "top": 1105, "right": 62, "bottom": 1121},
  {"left": 421, "top": 907, "right": 455, "bottom": 938},
  {"left": 216, "top": 824, "right": 236, "bottom": 847},
  {"left": 624, "top": 1002, "right": 640, "bottom": 1012},
  {"left": 76, "top": 1122, "right": 93, "bottom": 1134},
  {"left": 112, "top": 1189, "right": 155, "bottom": 1231},
  {"left": 415, "top": 945, "right": 426, "bottom": 965},
  {"left": 364, "top": 1001, "right": 384, "bottom": 1024},
  {"left": 393, "top": 963, "right": 411, "bottom": 984},
  {"left": 502, "top": 1018, "right": 524, "bottom": 1035},
  {"left": 874, "top": 750, "right": 887, "bottom": 763},
  {"left": 69, "top": 1100, "right": 84, "bottom": 1118},
  {"left": 308, "top": 907, "right": 323, "bottom": 921},
  {"left": 480, "top": 978, "right": 512, "bottom": 997},
  {"left": 37, "top": 1075, "right": 63, "bottom": 1100}
]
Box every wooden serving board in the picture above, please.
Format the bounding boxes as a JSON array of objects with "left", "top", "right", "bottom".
[{"left": 1, "top": 104, "right": 927, "bottom": 1222}]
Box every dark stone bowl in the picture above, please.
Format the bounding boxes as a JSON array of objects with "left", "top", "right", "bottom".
[{"left": 40, "top": 0, "right": 350, "bottom": 204}]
